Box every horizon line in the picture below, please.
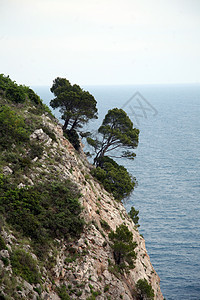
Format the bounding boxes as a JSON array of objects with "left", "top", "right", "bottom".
[{"left": 31, "top": 81, "right": 200, "bottom": 87}]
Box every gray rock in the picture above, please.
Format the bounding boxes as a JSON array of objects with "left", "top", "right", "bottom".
[
  {"left": 3, "top": 166, "right": 13, "bottom": 175},
  {"left": 30, "top": 129, "right": 49, "bottom": 142},
  {"left": 23, "top": 280, "right": 34, "bottom": 291},
  {"left": 0, "top": 250, "right": 9, "bottom": 258},
  {"left": 18, "top": 183, "right": 26, "bottom": 189}
]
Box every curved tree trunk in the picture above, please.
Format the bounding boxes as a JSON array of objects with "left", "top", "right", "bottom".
[
  {"left": 63, "top": 118, "right": 70, "bottom": 130},
  {"left": 70, "top": 118, "right": 78, "bottom": 131}
]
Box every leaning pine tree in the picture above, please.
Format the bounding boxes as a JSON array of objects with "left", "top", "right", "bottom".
[
  {"left": 88, "top": 108, "right": 139, "bottom": 201},
  {"left": 87, "top": 108, "right": 139, "bottom": 166},
  {"left": 50, "top": 77, "right": 98, "bottom": 150},
  {"left": 50, "top": 77, "right": 98, "bottom": 131}
]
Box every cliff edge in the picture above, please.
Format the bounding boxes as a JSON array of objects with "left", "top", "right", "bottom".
[{"left": 0, "top": 100, "right": 163, "bottom": 299}]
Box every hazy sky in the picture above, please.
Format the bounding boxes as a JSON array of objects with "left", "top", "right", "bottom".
[{"left": 0, "top": 0, "right": 200, "bottom": 86}]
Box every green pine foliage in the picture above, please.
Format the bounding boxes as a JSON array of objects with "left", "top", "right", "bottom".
[
  {"left": 63, "top": 128, "right": 80, "bottom": 151},
  {"left": 50, "top": 77, "right": 98, "bottom": 150},
  {"left": 109, "top": 224, "right": 137, "bottom": 271},
  {"left": 128, "top": 206, "right": 140, "bottom": 227},
  {"left": 136, "top": 278, "right": 154, "bottom": 300},
  {"left": 91, "top": 156, "right": 136, "bottom": 201},
  {"left": 87, "top": 108, "right": 139, "bottom": 165},
  {"left": 87, "top": 108, "right": 139, "bottom": 202},
  {"left": 50, "top": 77, "right": 98, "bottom": 131}
]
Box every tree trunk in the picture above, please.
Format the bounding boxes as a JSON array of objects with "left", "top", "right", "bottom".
[
  {"left": 63, "top": 118, "right": 69, "bottom": 130},
  {"left": 70, "top": 118, "right": 79, "bottom": 131},
  {"left": 94, "top": 141, "right": 112, "bottom": 167}
]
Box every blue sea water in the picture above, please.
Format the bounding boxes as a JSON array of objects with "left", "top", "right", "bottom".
[{"left": 33, "top": 84, "right": 200, "bottom": 300}]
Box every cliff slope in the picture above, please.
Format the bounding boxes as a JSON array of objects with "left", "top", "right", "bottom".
[{"left": 0, "top": 96, "right": 163, "bottom": 299}]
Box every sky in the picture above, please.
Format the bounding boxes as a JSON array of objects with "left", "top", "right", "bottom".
[{"left": 0, "top": 0, "right": 200, "bottom": 86}]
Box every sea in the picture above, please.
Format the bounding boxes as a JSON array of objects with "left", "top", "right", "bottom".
[{"left": 32, "top": 84, "right": 200, "bottom": 300}]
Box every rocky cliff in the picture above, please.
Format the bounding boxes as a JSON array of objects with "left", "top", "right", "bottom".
[{"left": 0, "top": 108, "right": 163, "bottom": 299}]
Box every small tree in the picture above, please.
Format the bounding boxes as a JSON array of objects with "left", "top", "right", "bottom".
[
  {"left": 136, "top": 278, "right": 154, "bottom": 300},
  {"left": 108, "top": 224, "right": 137, "bottom": 271},
  {"left": 91, "top": 156, "right": 136, "bottom": 201},
  {"left": 129, "top": 206, "right": 140, "bottom": 227},
  {"left": 87, "top": 108, "right": 139, "bottom": 166},
  {"left": 50, "top": 77, "right": 98, "bottom": 131}
]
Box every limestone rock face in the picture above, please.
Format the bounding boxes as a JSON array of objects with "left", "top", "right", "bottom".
[
  {"left": 0, "top": 114, "right": 163, "bottom": 299},
  {"left": 40, "top": 115, "right": 163, "bottom": 299},
  {"left": 3, "top": 166, "right": 13, "bottom": 175},
  {"left": 30, "top": 128, "right": 50, "bottom": 142}
]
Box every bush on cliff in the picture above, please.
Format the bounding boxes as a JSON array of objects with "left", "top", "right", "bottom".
[
  {"left": 0, "top": 175, "right": 84, "bottom": 257},
  {"left": 0, "top": 73, "right": 52, "bottom": 116},
  {"left": 136, "top": 278, "right": 154, "bottom": 300},
  {"left": 109, "top": 224, "right": 137, "bottom": 271},
  {"left": 11, "top": 249, "right": 41, "bottom": 284},
  {"left": 128, "top": 206, "right": 140, "bottom": 227},
  {"left": 91, "top": 156, "right": 136, "bottom": 201},
  {"left": 0, "top": 105, "right": 30, "bottom": 150}
]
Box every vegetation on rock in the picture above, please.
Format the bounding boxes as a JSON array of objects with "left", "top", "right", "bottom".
[
  {"left": 0, "top": 105, "right": 30, "bottom": 150},
  {"left": 0, "top": 74, "right": 51, "bottom": 115},
  {"left": 87, "top": 108, "right": 139, "bottom": 166},
  {"left": 87, "top": 107, "right": 139, "bottom": 202},
  {"left": 136, "top": 278, "right": 155, "bottom": 300},
  {"left": 0, "top": 175, "right": 84, "bottom": 257},
  {"left": 11, "top": 249, "right": 41, "bottom": 284},
  {"left": 0, "top": 235, "right": 7, "bottom": 250},
  {"left": 0, "top": 74, "right": 161, "bottom": 300},
  {"left": 129, "top": 206, "right": 140, "bottom": 227},
  {"left": 50, "top": 77, "right": 98, "bottom": 149},
  {"left": 50, "top": 77, "right": 98, "bottom": 131},
  {"left": 109, "top": 224, "right": 137, "bottom": 271},
  {"left": 91, "top": 156, "right": 136, "bottom": 201}
]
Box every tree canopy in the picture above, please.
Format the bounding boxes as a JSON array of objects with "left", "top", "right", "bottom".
[
  {"left": 50, "top": 77, "right": 98, "bottom": 131},
  {"left": 91, "top": 156, "right": 136, "bottom": 201},
  {"left": 109, "top": 224, "right": 137, "bottom": 270},
  {"left": 87, "top": 108, "right": 139, "bottom": 166}
]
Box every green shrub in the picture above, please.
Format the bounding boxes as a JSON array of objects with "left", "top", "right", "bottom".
[
  {"left": 136, "top": 278, "right": 154, "bottom": 300},
  {"left": 104, "top": 285, "right": 109, "bottom": 292},
  {"left": 128, "top": 206, "right": 140, "bottom": 227},
  {"left": 56, "top": 285, "right": 70, "bottom": 300},
  {"left": 0, "top": 105, "right": 30, "bottom": 150},
  {"left": 3, "top": 151, "right": 21, "bottom": 165},
  {"left": 11, "top": 249, "right": 41, "bottom": 284},
  {"left": 1, "top": 257, "right": 9, "bottom": 266},
  {"left": 100, "top": 219, "right": 110, "bottom": 231},
  {"left": 63, "top": 129, "right": 80, "bottom": 151},
  {"left": 0, "top": 74, "right": 54, "bottom": 117},
  {"left": 91, "top": 157, "right": 136, "bottom": 201},
  {"left": 6, "top": 85, "right": 26, "bottom": 103},
  {"left": 26, "top": 87, "right": 42, "bottom": 105},
  {"left": 108, "top": 224, "right": 137, "bottom": 271},
  {"left": 29, "top": 142, "right": 43, "bottom": 159},
  {"left": 0, "top": 74, "right": 27, "bottom": 103},
  {"left": 0, "top": 73, "right": 11, "bottom": 92},
  {"left": 0, "top": 235, "right": 7, "bottom": 250},
  {"left": 0, "top": 175, "right": 84, "bottom": 257},
  {"left": 41, "top": 125, "right": 57, "bottom": 142}
]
